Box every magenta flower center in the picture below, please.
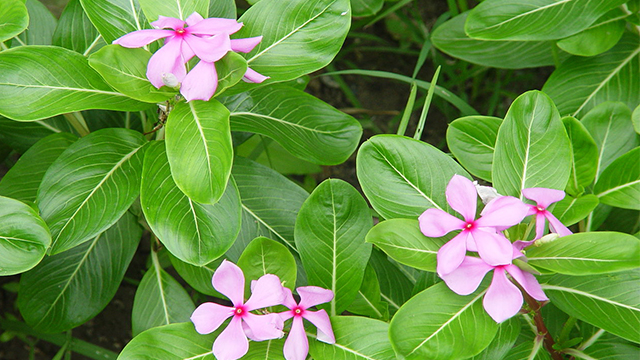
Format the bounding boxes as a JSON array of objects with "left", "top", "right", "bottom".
[
  {"left": 233, "top": 305, "right": 247, "bottom": 317},
  {"left": 292, "top": 306, "right": 305, "bottom": 317},
  {"left": 536, "top": 206, "right": 546, "bottom": 213},
  {"left": 464, "top": 221, "right": 476, "bottom": 231},
  {"left": 175, "top": 27, "right": 187, "bottom": 36}
]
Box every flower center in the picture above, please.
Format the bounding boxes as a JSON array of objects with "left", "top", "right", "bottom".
[
  {"left": 536, "top": 206, "right": 545, "bottom": 213},
  {"left": 464, "top": 221, "right": 475, "bottom": 231},
  {"left": 175, "top": 28, "right": 186, "bottom": 35},
  {"left": 233, "top": 305, "right": 247, "bottom": 317},
  {"left": 293, "top": 306, "right": 304, "bottom": 317}
]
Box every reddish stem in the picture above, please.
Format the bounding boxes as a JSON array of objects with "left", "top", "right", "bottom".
[{"left": 523, "top": 292, "right": 564, "bottom": 360}]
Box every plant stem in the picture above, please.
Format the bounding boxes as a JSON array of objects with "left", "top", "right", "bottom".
[
  {"left": 523, "top": 292, "right": 564, "bottom": 360},
  {"left": 63, "top": 112, "right": 90, "bottom": 136},
  {"left": 397, "top": 82, "right": 417, "bottom": 136}
]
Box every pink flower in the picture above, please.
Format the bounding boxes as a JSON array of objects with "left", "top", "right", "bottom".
[
  {"left": 279, "top": 287, "right": 335, "bottom": 360},
  {"left": 441, "top": 251, "right": 548, "bottom": 323},
  {"left": 419, "top": 175, "right": 529, "bottom": 276},
  {"left": 190, "top": 260, "right": 285, "bottom": 360},
  {"left": 522, "top": 188, "right": 572, "bottom": 239}
]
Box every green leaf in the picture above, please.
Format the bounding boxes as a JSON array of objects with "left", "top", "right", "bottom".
[
  {"left": 79, "top": 0, "right": 147, "bottom": 44},
  {"left": 0, "top": 0, "right": 28, "bottom": 43},
  {"left": 0, "top": 46, "right": 150, "bottom": 121},
  {"left": 245, "top": 338, "right": 285, "bottom": 359},
  {"left": 493, "top": 90, "right": 572, "bottom": 197},
  {"left": 470, "top": 317, "right": 520, "bottom": 360},
  {"left": 347, "top": 263, "right": 389, "bottom": 321},
  {"left": 543, "top": 33, "right": 640, "bottom": 118},
  {"left": 0, "top": 133, "right": 77, "bottom": 203},
  {"left": 432, "top": 12, "right": 562, "bottom": 69},
  {"left": 368, "top": 248, "right": 413, "bottom": 315},
  {"left": 551, "top": 194, "right": 599, "bottom": 226},
  {"left": 390, "top": 282, "right": 497, "bottom": 360},
  {"left": 295, "top": 179, "right": 373, "bottom": 316},
  {"left": 37, "top": 128, "right": 147, "bottom": 255},
  {"left": 366, "top": 218, "right": 448, "bottom": 272},
  {"left": 213, "top": 51, "right": 247, "bottom": 97},
  {"left": 165, "top": 100, "right": 232, "bottom": 204},
  {"left": 562, "top": 116, "right": 598, "bottom": 195},
  {"left": 237, "top": 236, "right": 297, "bottom": 293},
  {"left": 357, "top": 134, "right": 469, "bottom": 219},
  {"left": 556, "top": 8, "right": 627, "bottom": 57},
  {"left": 351, "top": 0, "right": 383, "bottom": 17},
  {"left": 503, "top": 341, "right": 551, "bottom": 360},
  {"left": 584, "top": 341, "right": 640, "bottom": 359},
  {"left": 0, "top": 116, "right": 76, "bottom": 152},
  {"left": 169, "top": 255, "right": 223, "bottom": 297},
  {"left": 633, "top": 104, "right": 640, "bottom": 135},
  {"left": 208, "top": 0, "right": 235, "bottom": 18},
  {"left": 526, "top": 232, "right": 640, "bottom": 275},
  {"left": 542, "top": 270, "right": 640, "bottom": 343},
  {"left": 138, "top": 0, "right": 209, "bottom": 22},
  {"left": 141, "top": 141, "right": 240, "bottom": 266},
  {"left": 223, "top": 84, "right": 362, "bottom": 165},
  {"left": 309, "top": 316, "right": 396, "bottom": 360},
  {"left": 447, "top": 115, "right": 502, "bottom": 182},
  {"left": 17, "top": 212, "right": 141, "bottom": 333},
  {"left": 465, "top": 0, "right": 626, "bottom": 41},
  {"left": 0, "top": 196, "right": 50, "bottom": 276},
  {"left": 118, "top": 322, "right": 216, "bottom": 360},
  {"left": 132, "top": 262, "right": 195, "bottom": 336},
  {"left": 236, "top": 0, "right": 350, "bottom": 83},
  {"left": 13, "top": 0, "right": 56, "bottom": 46},
  {"left": 235, "top": 135, "right": 322, "bottom": 175},
  {"left": 53, "top": 0, "right": 104, "bottom": 55},
  {"left": 594, "top": 147, "right": 640, "bottom": 210}
]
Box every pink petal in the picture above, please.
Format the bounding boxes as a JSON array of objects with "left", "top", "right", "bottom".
[
  {"left": 190, "top": 302, "right": 233, "bottom": 334},
  {"left": 513, "top": 239, "right": 535, "bottom": 251},
  {"left": 505, "top": 264, "right": 548, "bottom": 302},
  {"left": 244, "top": 274, "right": 285, "bottom": 311},
  {"left": 476, "top": 196, "right": 528, "bottom": 228},
  {"left": 471, "top": 229, "right": 513, "bottom": 267},
  {"left": 522, "top": 188, "right": 565, "bottom": 209},
  {"left": 284, "top": 317, "right": 309, "bottom": 360},
  {"left": 213, "top": 317, "right": 249, "bottom": 360},
  {"left": 180, "top": 60, "right": 218, "bottom": 102},
  {"left": 212, "top": 260, "right": 245, "bottom": 306},
  {"left": 151, "top": 16, "right": 185, "bottom": 30},
  {"left": 146, "top": 37, "right": 187, "bottom": 89},
  {"left": 281, "top": 287, "right": 299, "bottom": 309},
  {"left": 113, "top": 29, "right": 172, "bottom": 47},
  {"left": 483, "top": 268, "right": 523, "bottom": 323},
  {"left": 242, "top": 67, "right": 269, "bottom": 83},
  {"left": 230, "top": 36, "right": 262, "bottom": 53},
  {"left": 242, "top": 313, "right": 284, "bottom": 341},
  {"left": 440, "top": 256, "right": 493, "bottom": 296},
  {"left": 185, "top": 12, "right": 204, "bottom": 26},
  {"left": 303, "top": 309, "right": 335, "bottom": 344},
  {"left": 436, "top": 232, "right": 469, "bottom": 276},
  {"left": 546, "top": 213, "right": 573, "bottom": 237},
  {"left": 419, "top": 208, "right": 465, "bottom": 237},
  {"left": 535, "top": 213, "right": 546, "bottom": 239},
  {"left": 298, "top": 286, "right": 334, "bottom": 309},
  {"left": 184, "top": 33, "right": 231, "bottom": 62},
  {"left": 445, "top": 174, "right": 477, "bottom": 221},
  {"left": 188, "top": 18, "right": 243, "bottom": 35}
]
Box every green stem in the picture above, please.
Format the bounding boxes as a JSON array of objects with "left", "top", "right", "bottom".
[
  {"left": 558, "top": 317, "right": 577, "bottom": 344},
  {"left": 0, "top": 42, "right": 8, "bottom": 50},
  {"left": 523, "top": 293, "right": 564, "bottom": 360},
  {"left": 397, "top": 82, "right": 417, "bottom": 136},
  {"left": 413, "top": 66, "right": 441, "bottom": 140},
  {"left": 551, "top": 44, "right": 561, "bottom": 68},
  {"left": 63, "top": 112, "right": 90, "bottom": 137},
  {"left": 578, "top": 329, "right": 605, "bottom": 351}
]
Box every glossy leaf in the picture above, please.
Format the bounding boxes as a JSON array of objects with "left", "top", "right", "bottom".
[
  {"left": 543, "top": 33, "right": 640, "bottom": 118},
  {"left": 347, "top": 264, "right": 389, "bottom": 321},
  {"left": 165, "top": 100, "right": 232, "bottom": 204},
  {"left": 390, "top": 282, "right": 497, "bottom": 360},
  {"left": 295, "top": 179, "right": 372, "bottom": 316},
  {"left": 138, "top": 0, "right": 209, "bottom": 23},
  {"left": 37, "top": 128, "right": 147, "bottom": 254},
  {"left": 357, "top": 134, "right": 469, "bottom": 219},
  {"left": 13, "top": 0, "right": 56, "bottom": 46},
  {"left": 223, "top": 84, "right": 362, "bottom": 165},
  {"left": 503, "top": 341, "right": 551, "bottom": 360},
  {"left": 594, "top": 147, "right": 640, "bottom": 210},
  {"left": 493, "top": 90, "right": 572, "bottom": 197},
  {"left": 53, "top": 0, "right": 105, "bottom": 55},
  {"left": 0, "top": 0, "right": 28, "bottom": 43},
  {"left": 208, "top": 0, "right": 235, "bottom": 18},
  {"left": 584, "top": 341, "right": 640, "bottom": 359},
  {"left": 0, "top": 116, "right": 76, "bottom": 152},
  {"left": 633, "top": 104, "right": 640, "bottom": 134},
  {"left": 470, "top": 317, "right": 520, "bottom": 360},
  {"left": 542, "top": 270, "right": 640, "bottom": 343},
  {"left": 80, "top": 0, "right": 147, "bottom": 44},
  {"left": 18, "top": 212, "right": 141, "bottom": 333},
  {"left": 141, "top": 141, "right": 240, "bottom": 266},
  {"left": 562, "top": 116, "right": 598, "bottom": 195},
  {"left": 237, "top": 236, "right": 297, "bottom": 293},
  {"left": 446, "top": 115, "right": 502, "bottom": 181},
  {"left": 351, "top": 0, "right": 383, "bottom": 17},
  {"left": 0, "top": 46, "right": 150, "bottom": 121},
  {"left": 556, "top": 8, "right": 627, "bottom": 57},
  {"left": 368, "top": 249, "right": 413, "bottom": 315},
  {"left": 212, "top": 51, "right": 247, "bottom": 97},
  {"left": 118, "top": 322, "right": 217, "bottom": 360},
  {"left": 0, "top": 196, "right": 50, "bottom": 276},
  {"left": 245, "top": 338, "right": 286, "bottom": 359},
  {"left": 551, "top": 194, "right": 599, "bottom": 226},
  {"left": 526, "top": 232, "right": 640, "bottom": 275},
  {"left": 169, "top": 255, "right": 223, "bottom": 297},
  {"left": 0, "top": 133, "right": 77, "bottom": 203}
]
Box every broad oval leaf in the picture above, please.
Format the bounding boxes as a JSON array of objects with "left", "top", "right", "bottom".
[
  {"left": 368, "top": 249, "right": 414, "bottom": 315},
  {"left": 351, "top": 0, "right": 383, "bottom": 17},
  {"left": 0, "top": 0, "right": 28, "bottom": 43},
  {"left": 245, "top": 338, "right": 285, "bottom": 359},
  {"left": 346, "top": 264, "right": 389, "bottom": 321},
  {"left": 542, "top": 270, "right": 640, "bottom": 343},
  {"left": 465, "top": 0, "right": 626, "bottom": 41},
  {"left": 18, "top": 212, "right": 141, "bottom": 333},
  {"left": 295, "top": 179, "right": 373, "bottom": 316},
  {"left": 556, "top": 8, "right": 627, "bottom": 57},
  {"left": 470, "top": 317, "right": 520, "bottom": 360},
  {"left": 594, "top": 147, "right": 640, "bottom": 210},
  {"left": 165, "top": 100, "right": 232, "bottom": 204},
  {"left": 223, "top": 84, "right": 362, "bottom": 165},
  {"left": 447, "top": 115, "right": 502, "bottom": 182},
  {"left": 118, "top": 322, "right": 217, "bottom": 360},
  {"left": 526, "top": 232, "right": 640, "bottom": 275},
  {"left": 37, "top": 128, "right": 147, "bottom": 255},
  {"left": 208, "top": 0, "right": 235, "bottom": 18},
  {"left": 562, "top": 116, "right": 598, "bottom": 195},
  {"left": 141, "top": 141, "right": 241, "bottom": 266},
  {"left": 0, "top": 115, "right": 76, "bottom": 153},
  {"left": 357, "top": 135, "right": 470, "bottom": 219},
  {"left": 0, "top": 46, "right": 150, "bottom": 121},
  {"left": 237, "top": 236, "right": 297, "bottom": 293},
  {"left": 53, "top": 0, "right": 105, "bottom": 55},
  {"left": 493, "top": 90, "right": 572, "bottom": 197},
  {"left": 389, "top": 282, "right": 497, "bottom": 360},
  {"left": 79, "top": 0, "right": 147, "bottom": 44},
  {"left": 13, "top": 0, "right": 56, "bottom": 46},
  {"left": 169, "top": 255, "right": 224, "bottom": 297},
  {"left": 138, "top": 0, "right": 209, "bottom": 23},
  {"left": 0, "top": 196, "right": 50, "bottom": 276},
  {"left": 551, "top": 194, "right": 599, "bottom": 226}
]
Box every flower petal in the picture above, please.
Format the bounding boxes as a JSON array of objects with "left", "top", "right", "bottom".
[
  {"left": 230, "top": 36, "right": 262, "bottom": 53},
  {"left": 535, "top": 213, "right": 546, "bottom": 239},
  {"left": 303, "top": 309, "right": 335, "bottom": 344},
  {"left": 242, "top": 67, "right": 269, "bottom": 83},
  {"left": 441, "top": 256, "right": 493, "bottom": 296},
  {"left": 244, "top": 274, "right": 285, "bottom": 311},
  {"left": 212, "top": 260, "right": 245, "bottom": 306},
  {"left": 483, "top": 268, "right": 523, "bottom": 323},
  {"left": 146, "top": 37, "right": 187, "bottom": 89},
  {"left": 242, "top": 313, "right": 284, "bottom": 341},
  {"left": 522, "top": 188, "right": 565, "bottom": 209},
  {"left": 281, "top": 287, "right": 299, "bottom": 309},
  {"left": 188, "top": 17, "right": 243, "bottom": 35},
  {"left": 477, "top": 196, "right": 528, "bottom": 228},
  {"left": 472, "top": 229, "right": 514, "bottom": 267},
  {"left": 185, "top": 12, "right": 204, "bottom": 26},
  {"left": 190, "top": 302, "right": 233, "bottom": 334},
  {"left": 546, "top": 212, "right": 573, "bottom": 237},
  {"left": 298, "top": 286, "right": 334, "bottom": 309},
  {"left": 180, "top": 60, "right": 218, "bottom": 102},
  {"left": 505, "top": 264, "right": 548, "bottom": 302},
  {"left": 151, "top": 15, "right": 185, "bottom": 30},
  {"left": 419, "top": 208, "right": 465, "bottom": 237},
  {"left": 113, "top": 29, "right": 172, "bottom": 47},
  {"left": 184, "top": 33, "right": 231, "bottom": 62},
  {"left": 213, "top": 317, "right": 249, "bottom": 360},
  {"left": 283, "top": 317, "right": 309, "bottom": 360},
  {"left": 445, "top": 174, "right": 478, "bottom": 221},
  {"left": 436, "top": 232, "right": 469, "bottom": 276}
]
